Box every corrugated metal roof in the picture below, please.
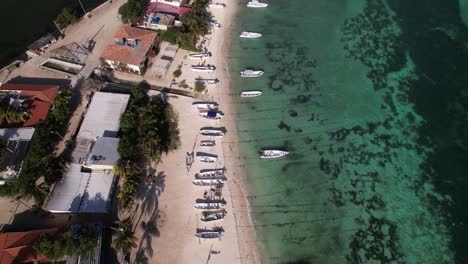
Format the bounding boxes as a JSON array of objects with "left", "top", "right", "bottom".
[
  {"left": 46, "top": 164, "right": 115, "bottom": 213},
  {"left": 86, "top": 137, "right": 120, "bottom": 167},
  {"left": 77, "top": 92, "right": 130, "bottom": 141}
]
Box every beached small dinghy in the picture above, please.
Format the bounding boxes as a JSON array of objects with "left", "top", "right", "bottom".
[
  {"left": 194, "top": 203, "right": 225, "bottom": 210},
  {"left": 189, "top": 52, "right": 211, "bottom": 59},
  {"left": 192, "top": 101, "right": 218, "bottom": 110},
  {"left": 195, "top": 78, "right": 219, "bottom": 85},
  {"left": 191, "top": 65, "right": 216, "bottom": 72},
  {"left": 199, "top": 110, "right": 224, "bottom": 120},
  {"left": 195, "top": 231, "right": 222, "bottom": 239},
  {"left": 200, "top": 140, "right": 216, "bottom": 147},
  {"left": 201, "top": 211, "right": 226, "bottom": 222}
]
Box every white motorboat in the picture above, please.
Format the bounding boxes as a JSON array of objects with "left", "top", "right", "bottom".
[
  {"left": 200, "top": 140, "right": 216, "bottom": 147},
  {"left": 194, "top": 203, "right": 225, "bottom": 210},
  {"left": 195, "top": 78, "right": 219, "bottom": 85},
  {"left": 209, "top": 2, "right": 226, "bottom": 8},
  {"left": 199, "top": 128, "right": 224, "bottom": 138},
  {"left": 210, "top": 22, "right": 221, "bottom": 28},
  {"left": 240, "top": 32, "right": 262, "bottom": 38},
  {"left": 201, "top": 211, "right": 225, "bottom": 222},
  {"left": 195, "top": 231, "right": 222, "bottom": 239},
  {"left": 240, "top": 70, "right": 264, "bottom": 77},
  {"left": 199, "top": 110, "right": 224, "bottom": 119},
  {"left": 259, "top": 149, "right": 289, "bottom": 159},
  {"left": 241, "top": 90, "right": 262, "bottom": 97},
  {"left": 189, "top": 52, "right": 211, "bottom": 59},
  {"left": 191, "top": 65, "right": 216, "bottom": 72},
  {"left": 192, "top": 101, "right": 218, "bottom": 110},
  {"left": 196, "top": 153, "right": 218, "bottom": 163},
  {"left": 247, "top": 0, "right": 268, "bottom": 8}
]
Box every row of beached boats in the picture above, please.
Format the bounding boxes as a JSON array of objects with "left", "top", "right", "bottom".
[{"left": 194, "top": 0, "right": 271, "bottom": 241}]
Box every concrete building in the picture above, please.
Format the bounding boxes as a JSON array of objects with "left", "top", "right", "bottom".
[
  {"left": 101, "top": 26, "right": 158, "bottom": 75},
  {"left": 139, "top": 12, "right": 175, "bottom": 31},
  {"left": 0, "top": 127, "right": 35, "bottom": 184}
]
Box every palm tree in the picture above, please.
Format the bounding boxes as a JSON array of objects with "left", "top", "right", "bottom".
[
  {"left": 112, "top": 218, "right": 137, "bottom": 255},
  {"left": 41, "top": 155, "right": 67, "bottom": 184},
  {"left": 114, "top": 161, "right": 141, "bottom": 178}
]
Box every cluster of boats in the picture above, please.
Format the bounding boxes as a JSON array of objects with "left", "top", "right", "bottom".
[
  {"left": 194, "top": 127, "right": 227, "bottom": 239},
  {"left": 193, "top": 0, "right": 272, "bottom": 241}
]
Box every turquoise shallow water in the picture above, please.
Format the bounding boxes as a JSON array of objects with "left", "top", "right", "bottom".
[{"left": 229, "top": 0, "right": 468, "bottom": 263}]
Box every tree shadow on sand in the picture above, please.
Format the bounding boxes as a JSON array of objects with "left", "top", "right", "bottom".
[{"left": 134, "top": 209, "right": 160, "bottom": 263}]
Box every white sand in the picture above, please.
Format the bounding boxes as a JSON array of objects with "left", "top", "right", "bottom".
[{"left": 130, "top": 0, "right": 261, "bottom": 263}]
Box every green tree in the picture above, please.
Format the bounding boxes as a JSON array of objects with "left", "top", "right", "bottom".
[
  {"left": 55, "top": 8, "right": 77, "bottom": 28},
  {"left": 34, "top": 226, "right": 98, "bottom": 260},
  {"left": 112, "top": 219, "right": 137, "bottom": 255},
  {"left": 118, "top": 0, "right": 148, "bottom": 23}
]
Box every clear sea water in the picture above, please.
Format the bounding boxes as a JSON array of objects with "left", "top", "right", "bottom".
[{"left": 229, "top": 0, "right": 468, "bottom": 263}]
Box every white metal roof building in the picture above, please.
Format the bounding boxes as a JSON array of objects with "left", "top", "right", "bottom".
[
  {"left": 77, "top": 92, "right": 130, "bottom": 141},
  {"left": 84, "top": 137, "right": 120, "bottom": 170},
  {"left": 46, "top": 164, "right": 116, "bottom": 213}
]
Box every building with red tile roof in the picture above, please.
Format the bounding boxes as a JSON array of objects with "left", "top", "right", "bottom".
[
  {"left": 146, "top": 2, "right": 192, "bottom": 16},
  {"left": 0, "top": 228, "right": 59, "bottom": 264},
  {"left": 101, "top": 26, "right": 158, "bottom": 74},
  {"left": 0, "top": 83, "right": 59, "bottom": 127}
]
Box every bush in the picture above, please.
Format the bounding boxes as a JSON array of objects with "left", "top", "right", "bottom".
[
  {"left": 55, "top": 8, "right": 77, "bottom": 28},
  {"left": 194, "top": 82, "right": 206, "bottom": 92},
  {"left": 178, "top": 79, "right": 189, "bottom": 89},
  {"left": 118, "top": 0, "right": 148, "bottom": 23},
  {"left": 34, "top": 226, "right": 98, "bottom": 260},
  {"left": 173, "top": 66, "right": 182, "bottom": 78}
]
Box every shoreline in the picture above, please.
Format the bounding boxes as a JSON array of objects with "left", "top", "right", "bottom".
[
  {"left": 131, "top": 0, "right": 262, "bottom": 263},
  {"left": 216, "top": 1, "right": 262, "bottom": 262}
]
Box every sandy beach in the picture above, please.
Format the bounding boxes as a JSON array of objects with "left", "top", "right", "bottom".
[{"left": 130, "top": 0, "right": 261, "bottom": 263}]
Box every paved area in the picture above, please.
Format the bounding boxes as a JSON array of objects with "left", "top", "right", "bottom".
[{"left": 5, "top": 0, "right": 125, "bottom": 86}]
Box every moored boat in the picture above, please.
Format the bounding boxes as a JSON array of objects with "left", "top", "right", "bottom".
[
  {"left": 247, "top": 0, "right": 268, "bottom": 8},
  {"left": 240, "top": 32, "right": 262, "bottom": 38},
  {"left": 195, "top": 231, "right": 222, "bottom": 239},
  {"left": 241, "top": 90, "right": 262, "bottom": 97},
  {"left": 240, "top": 70, "right": 264, "bottom": 77},
  {"left": 189, "top": 52, "right": 211, "bottom": 59},
  {"left": 191, "top": 65, "right": 216, "bottom": 72},
  {"left": 197, "top": 168, "right": 225, "bottom": 178},
  {"left": 259, "top": 149, "right": 289, "bottom": 159}
]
